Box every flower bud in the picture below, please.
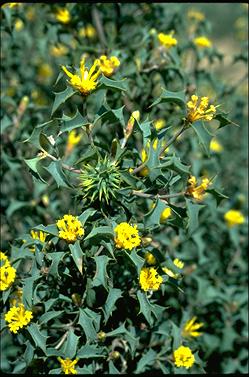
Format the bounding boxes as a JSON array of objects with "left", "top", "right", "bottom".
[
  {"left": 97, "top": 331, "right": 106, "bottom": 342},
  {"left": 109, "top": 351, "right": 120, "bottom": 360}
]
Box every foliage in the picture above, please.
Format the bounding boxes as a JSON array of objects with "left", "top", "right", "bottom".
[{"left": 1, "top": 2, "right": 248, "bottom": 375}]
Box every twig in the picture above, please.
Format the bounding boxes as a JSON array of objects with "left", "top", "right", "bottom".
[
  {"left": 132, "top": 190, "right": 185, "bottom": 199},
  {"left": 159, "top": 123, "right": 186, "bottom": 156},
  {"left": 42, "top": 151, "right": 81, "bottom": 174},
  {"left": 55, "top": 330, "right": 69, "bottom": 350},
  {"left": 92, "top": 6, "right": 107, "bottom": 48}
]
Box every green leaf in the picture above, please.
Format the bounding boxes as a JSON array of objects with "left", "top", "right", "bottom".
[
  {"left": 1, "top": 115, "right": 12, "bottom": 133},
  {"left": 69, "top": 241, "right": 84, "bottom": 274},
  {"left": 109, "top": 360, "right": 120, "bottom": 374},
  {"left": 99, "top": 76, "right": 127, "bottom": 91},
  {"left": 186, "top": 199, "right": 205, "bottom": 236},
  {"left": 45, "top": 160, "right": 71, "bottom": 188},
  {"left": 171, "top": 321, "right": 182, "bottom": 349},
  {"left": 137, "top": 290, "right": 157, "bottom": 327},
  {"left": 144, "top": 198, "right": 167, "bottom": 227},
  {"left": 39, "top": 311, "right": 63, "bottom": 325},
  {"left": 47, "top": 252, "right": 64, "bottom": 277},
  {"left": 85, "top": 226, "right": 114, "bottom": 241},
  {"left": 92, "top": 255, "right": 111, "bottom": 290},
  {"left": 22, "top": 275, "right": 41, "bottom": 309},
  {"left": 150, "top": 88, "right": 186, "bottom": 108},
  {"left": 214, "top": 113, "right": 239, "bottom": 129},
  {"left": 135, "top": 348, "right": 157, "bottom": 374},
  {"left": 27, "top": 323, "right": 47, "bottom": 354},
  {"left": 112, "top": 105, "right": 125, "bottom": 127},
  {"left": 6, "top": 200, "right": 29, "bottom": 218},
  {"left": 24, "top": 158, "right": 46, "bottom": 183},
  {"left": 61, "top": 329, "right": 79, "bottom": 359},
  {"left": 60, "top": 109, "right": 89, "bottom": 133},
  {"left": 124, "top": 250, "right": 144, "bottom": 275},
  {"left": 206, "top": 188, "right": 228, "bottom": 206},
  {"left": 33, "top": 224, "right": 59, "bottom": 237},
  {"left": 78, "top": 208, "right": 97, "bottom": 225},
  {"left": 103, "top": 288, "right": 122, "bottom": 323},
  {"left": 161, "top": 155, "right": 190, "bottom": 174},
  {"left": 76, "top": 344, "right": 105, "bottom": 359},
  {"left": 51, "top": 86, "right": 75, "bottom": 115},
  {"left": 78, "top": 309, "right": 98, "bottom": 342},
  {"left": 192, "top": 121, "right": 213, "bottom": 156}
]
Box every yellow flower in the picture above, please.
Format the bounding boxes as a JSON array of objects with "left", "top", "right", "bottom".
[
  {"left": 187, "top": 95, "right": 217, "bottom": 123},
  {"left": 31, "top": 230, "right": 47, "bottom": 243},
  {"left": 186, "top": 175, "right": 211, "bottom": 201},
  {"left": 210, "top": 138, "right": 223, "bottom": 153},
  {"left": 160, "top": 207, "right": 172, "bottom": 223},
  {"left": 0, "top": 257, "right": 16, "bottom": 291},
  {"left": 158, "top": 32, "right": 178, "bottom": 48},
  {"left": 139, "top": 267, "right": 163, "bottom": 291},
  {"left": 38, "top": 63, "right": 53, "bottom": 80},
  {"left": 224, "top": 210, "right": 245, "bottom": 228},
  {"left": 79, "top": 24, "right": 96, "bottom": 38},
  {"left": 96, "top": 55, "right": 120, "bottom": 77},
  {"left": 14, "top": 19, "right": 24, "bottom": 31},
  {"left": 182, "top": 316, "right": 204, "bottom": 338},
  {"left": 162, "top": 258, "right": 184, "bottom": 279},
  {"left": 114, "top": 222, "right": 141, "bottom": 251},
  {"left": 66, "top": 130, "right": 82, "bottom": 154},
  {"left": 62, "top": 58, "right": 101, "bottom": 96},
  {"left": 58, "top": 357, "right": 78, "bottom": 374},
  {"left": 145, "top": 252, "right": 156, "bottom": 265},
  {"left": 154, "top": 118, "right": 166, "bottom": 131},
  {"left": 173, "top": 346, "right": 195, "bottom": 369},
  {"left": 50, "top": 43, "right": 69, "bottom": 57},
  {"left": 124, "top": 110, "right": 140, "bottom": 141},
  {"left": 5, "top": 304, "right": 33, "bottom": 333},
  {"left": 187, "top": 10, "right": 205, "bottom": 22},
  {"left": 193, "top": 36, "right": 212, "bottom": 48},
  {"left": 57, "top": 215, "right": 84, "bottom": 243},
  {"left": 55, "top": 8, "right": 71, "bottom": 24},
  {"left": 2, "top": 3, "right": 21, "bottom": 8}
]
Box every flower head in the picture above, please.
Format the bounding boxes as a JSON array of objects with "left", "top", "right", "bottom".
[
  {"left": 145, "top": 252, "right": 156, "bottom": 265},
  {"left": 97, "top": 55, "right": 120, "bottom": 77},
  {"left": 57, "top": 215, "right": 84, "bottom": 243},
  {"left": 158, "top": 32, "right": 178, "bottom": 48},
  {"left": 66, "top": 130, "right": 82, "bottom": 154},
  {"left": 187, "top": 10, "right": 205, "bottom": 22},
  {"left": 194, "top": 36, "right": 212, "bottom": 48},
  {"left": 187, "top": 95, "right": 217, "bottom": 123},
  {"left": 182, "top": 316, "right": 204, "bottom": 338},
  {"left": 55, "top": 8, "right": 71, "bottom": 24},
  {"left": 31, "top": 230, "right": 47, "bottom": 243},
  {"left": 210, "top": 138, "right": 223, "bottom": 153},
  {"left": 224, "top": 210, "right": 245, "bottom": 228},
  {"left": 62, "top": 58, "right": 101, "bottom": 96},
  {"left": 114, "top": 222, "right": 141, "bottom": 251},
  {"left": 58, "top": 357, "right": 78, "bottom": 374},
  {"left": 154, "top": 118, "right": 166, "bottom": 131},
  {"left": 186, "top": 175, "right": 211, "bottom": 201},
  {"left": 5, "top": 304, "right": 33, "bottom": 333},
  {"left": 50, "top": 43, "right": 69, "bottom": 57},
  {"left": 79, "top": 24, "right": 96, "bottom": 38},
  {"left": 0, "top": 256, "right": 16, "bottom": 291},
  {"left": 173, "top": 346, "right": 195, "bottom": 369},
  {"left": 162, "top": 258, "right": 184, "bottom": 279},
  {"left": 139, "top": 267, "right": 163, "bottom": 291}
]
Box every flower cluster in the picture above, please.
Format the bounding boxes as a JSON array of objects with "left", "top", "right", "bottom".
[
  {"left": 55, "top": 8, "right": 71, "bottom": 24},
  {"left": 224, "top": 209, "right": 245, "bottom": 228},
  {"left": 5, "top": 303, "right": 33, "bottom": 333},
  {"left": 186, "top": 175, "right": 211, "bottom": 201},
  {"left": 187, "top": 95, "right": 217, "bottom": 123},
  {"left": 0, "top": 252, "right": 16, "bottom": 291},
  {"left": 162, "top": 258, "right": 184, "bottom": 279},
  {"left": 194, "top": 36, "right": 212, "bottom": 48},
  {"left": 114, "top": 222, "right": 141, "bottom": 251},
  {"left": 97, "top": 55, "right": 120, "bottom": 77},
  {"left": 182, "top": 316, "right": 204, "bottom": 338},
  {"left": 58, "top": 357, "right": 78, "bottom": 374},
  {"left": 173, "top": 345, "right": 195, "bottom": 369},
  {"left": 139, "top": 267, "right": 163, "bottom": 291},
  {"left": 62, "top": 58, "right": 101, "bottom": 96},
  {"left": 158, "top": 32, "right": 178, "bottom": 48},
  {"left": 57, "top": 215, "right": 84, "bottom": 243}
]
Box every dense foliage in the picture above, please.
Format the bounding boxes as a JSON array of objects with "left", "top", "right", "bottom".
[{"left": 1, "top": 3, "right": 248, "bottom": 375}]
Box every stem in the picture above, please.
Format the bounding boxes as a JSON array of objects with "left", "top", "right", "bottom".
[
  {"left": 55, "top": 330, "right": 69, "bottom": 350},
  {"left": 92, "top": 6, "right": 107, "bottom": 49},
  {"left": 132, "top": 190, "right": 185, "bottom": 199},
  {"left": 43, "top": 151, "right": 81, "bottom": 174},
  {"left": 159, "top": 123, "right": 186, "bottom": 156}
]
